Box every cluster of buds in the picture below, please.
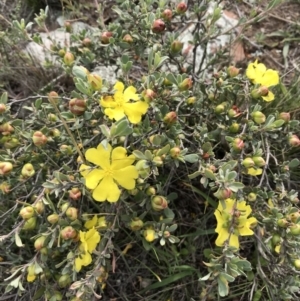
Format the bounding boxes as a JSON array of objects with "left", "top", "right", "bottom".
[{"left": 242, "top": 156, "right": 266, "bottom": 168}]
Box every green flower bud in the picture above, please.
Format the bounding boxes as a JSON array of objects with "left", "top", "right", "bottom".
[
  {"left": 123, "top": 34, "right": 133, "bottom": 43},
  {"left": 48, "top": 91, "right": 59, "bottom": 104},
  {"left": 247, "top": 192, "right": 257, "bottom": 202},
  {"left": 186, "top": 96, "right": 196, "bottom": 105},
  {"left": 87, "top": 73, "right": 103, "bottom": 91},
  {"left": 229, "top": 122, "right": 240, "bottom": 133},
  {"left": 251, "top": 111, "right": 266, "bottom": 124},
  {"left": 163, "top": 111, "right": 177, "bottom": 124},
  {"left": 146, "top": 186, "right": 156, "bottom": 196},
  {"left": 215, "top": 104, "right": 225, "bottom": 114},
  {"left": 60, "top": 144, "right": 73, "bottom": 155},
  {"left": 252, "top": 156, "right": 266, "bottom": 167},
  {"left": 21, "top": 163, "right": 35, "bottom": 178},
  {"left": 153, "top": 156, "right": 163, "bottom": 167},
  {"left": 277, "top": 218, "right": 288, "bottom": 228},
  {"left": 293, "top": 259, "right": 300, "bottom": 270},
  {"left": 151, "top": 195, "right": 168, "bottom": 211},
  {"left": 65, "top": 207, "right": 78, "bottom": 221},
  {"left": 135, "top": 160, "right": 151, "bottom": 178},
  {"left": 170, "top": 147, "right": 181, "bottom": 158},
  {"left": 100, "top": 31, "right": 113, "bottom": 44},
  {"left": 278, "top": 112, "right": 290, "bottom": 123},
  {"left": 130, "top": 218, "right": 144, "bottom": 231},
  {"left": 142, "top": 89, "right": 156, "bottom": 102},
  {"left": 22, "top": 217, "right": 37, "bottom": 230},
  {"left": 161, "top": 9, "right": 172, "bottom": 21},
  {"left": 63, "top": 52, "right": 74, "bottom": 66},
  {"left": 178, "top": 78, "right": 192, "bottom": 91},
  {"left": 213, "top": 188, "right": 232, "bottom": 200},
  {"left": 289, "top": 135, "right": 300, "bottom": 147},
  {"left": 242, "top": 158, "right": 255, "bottom": 168},
  {"left": 4, "top": 137, "right": 19, "bottom": 149},
  {"left": 20, "top": 206, "right": 35, "bottom": 220},
  {"left": 34, "top": 200, "right": 45, "bottom": 214},
  {"left": 0, "top": 103, "right": 7, "bottom": 114},
  {"left": 34, "top": 236, "right": 47, "bottom": 250},
  {"left": 47, "top": 214, "right": 59, "bottom": 224},
  {"left": 0, "top": 123, "right": 14, "bottom": 135},
  {"left": 58, "top": 274, "right": 71, "bottom": 288},
  {"left": 170, "top": 40, "right": 183, "bottom": 54},
  {"left": 289, "top": 224, "right": 300, "bottom": 236}
]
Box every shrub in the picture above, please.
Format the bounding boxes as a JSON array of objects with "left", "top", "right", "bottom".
[{"left": 1, "top": 0, "right": 300, "bottom": 300}]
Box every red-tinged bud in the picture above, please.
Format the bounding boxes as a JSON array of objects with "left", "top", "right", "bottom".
[
  {"left": 153, "top": 156, "right": 163, "bottom": 167},
  {"left": 63, "top": 52, "right": 74, "bottom": 66},
  {"left": 178, "top": 78, "right": 192, "bottom": 91},
  {"left": 58, "top": 274, "right": 71, "bottom": 288},
  {"left": 176, "top": 2, "right": 188, "bottom": 14},
  {"left": 289, "top": 135, "right": 300, "bottom": 147},
  {"left": 19, "top": 206, "right": 35, "bottom": 220},
  {"left": 229, "top": 122, "right": 240, "bottom": 133},
  {"left": 170, "top": 40, "right": 183, "bottom": 54},
  {"left": 87, "top": 73, "right": 102, "bottom": 91},
  {"left": 32, "top": 131, "right": 47, "bottom": 147},
  {"left": 130, "top": 218, "right": 144, "bottom": 231},
  {"left": 251, "top": 86, "right": 269, "bottom": 99},
  {"left": 232, "top": 138, "right": 244, "bottom": 151},
  {"left": 82, "top": 37, "right": 92, "bottom": 47},
  {"left": 242, "top": 158, "right": 255, "bottom": 168},
  {"left": 34, "top": 236, "right": 46, "bottom": 251},
  {"left": 69, "top": 187, "right": 81, "bottom": 201},
  {"left": 146, "top": 186, "right": 156, "bottom": 196},
  {"left": 22, "top": 217, "right": 37, "bottom": 230},
  {"left": 0, "top": 123, "right": 14, "bottom": 135},
  {"left": 163, "top": 111, "right": 177, "bottom": 124},
  {"left": 34, "top": 200, "right": 45, "bottom": 214},
  {"left": 47, "top": 214, "right": 59, "bottom": 224},
  {"left": 170, "top": 147, "right": 181, "bottom": 158},
  {"left": 152, "top": 19, "right": 166, "bottom": 33},
  {"left": 65, "top": 207, "right": 78, "bottom": 221},
  {"left": 162, "top": 8, "right": 172, "bottom": 21},
  {"left": 228, "top": 107, "right": 240, "bottom": 118},
  {"left": 251, "top": 111, "right": 266, "bottom": 124},
  {"left": 123, "top": 34, "right": 133, "bottom": 43},
  {"left": 164, "top": 231, "right": 170, "bottom": 238},
  {"left": 227, "top": 66, "right": 239, "bottom": 77},
  {"left": 21, "top": 163, "right": 35, "bottom": 178},
  {"left": 142, "top": 89, "right": 156, "bottom": 102},
  {"left": 151, "top": 195, "right": 168, "bottom": 211},
  {"left": 278, "top": 112, "right": 290, "bottom": 123},
  {"left": 144, "top": 229, "right": 156, "bottom": 242},
  {"left": 202, "top": 153, "right": 210, "bottom": 160},
  {"left": 69, "top": 98, "right": 86, "bottom": 116},
  {"left": 247, "top": 192, "right": 257, "bottom": 202},
  {"left": 48, "top": 91, "right": 59, "bottom": 104},
  {"left": 0, "top": 103, "right": 6, "bottom": 114},
  {"left": 100, "top": 31, "right": 113, "bottom": 44},
  {"left": 252, "top": 156, "right": 266, "bottom": 167},
  {"left": 213, "top": 188, "right": 232, "bottom": 200},
  {"left": 60, "top": 226, "right": 77, "bottom": 240},
  {"left": 64, "top": 21, "right": 72, "bottom": 32},
  {"left": 0, "top": 162, "right": 13, "bottom": 175}
]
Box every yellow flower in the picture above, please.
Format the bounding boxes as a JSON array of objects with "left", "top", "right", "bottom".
[
  {"left": 144, "top": 228, "right": 156, "bottom": 242},
  {"left": 80, "top": 143, "right": 138, "bottom": 202},
  {"left": 75, "top": 227, "right": 100, "bottom": 272},
  {"left": 247, "top": 167, "right": 263, "bottom": 176},
  {"left": 214, "top": 199, "right": 257, "bottom": 249},
  {"left": 84, "top": 215, "right": 107, "bottom": 230},
  {"left": 100, "top": 81, "right": 149, "bottom": 124},
  {"left": 27, "top": 264, "right": 37, "bottom": 282},
  {"left": 246, "top": 60, "right": 279, "bottom": 102}
]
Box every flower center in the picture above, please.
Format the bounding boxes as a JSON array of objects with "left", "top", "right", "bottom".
[{"left": 104, "top": 167, "right": 114, "bottom": 177}]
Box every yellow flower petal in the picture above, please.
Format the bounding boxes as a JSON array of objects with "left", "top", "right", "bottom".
[
  {"left": 262, "top": 91, "right": 275, "bottom": 102},
  {"left": 259, "top": 69, "right": 279, "bottom": 87},
  {"left": 111, "top": 147, "right": 135, "bottom": 169},
  {"left": 238, "top": 224, "right": 254, "bottom": 236},
  {"left": 79, "top": 164, "right": 92, "bottom": 177},
  {"left": 100, "top": 96, "right": 116, "bottom": 108},
  {"left": 123, "top": 101, "right": 149, "bottom": 124},
  {"left": 82, "top": 168, "right": 104, "bottom": 190},
  {"left": 228, "top": 233, "right": 240, "bottom": 249},
  {"left": 114, "top": 81, "right": 124, "bottom": 93},
  {"left": 85, "top": 215, "right": 98, "bottom": 229},
  {"left": 85, "top": 228, "right": 101, "bottom": 252},
  {"left": 104, "top": 107, "right": 126, "bottom": 121},
  {"left": 85, "top": 144, "right": 111, "bottom": 169},
  {"left": 236, "top": 200, "right": 251, "bottom": 217},
  {"left": 123, "top": 86, "right": 139, "bottom": 102},
  {"left": 247, "top": 167, "right": 263, "bottom": 176},
  {"left": 214, "top": 209, "right": 224, "bottom": 233},
  {"left": 113, "top": 166, "right": 139, "bottom": 189},
  {"left": 92, "top": 176, "right": 121, "bottom": 202},
  {"left": 215, "top": 228, "right": 230, "bottom": 247},
  {"left": 75, "top": 252, "right": 92, "bottom": 272}
]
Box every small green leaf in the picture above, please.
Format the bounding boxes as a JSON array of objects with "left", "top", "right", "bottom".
[
  {"left": 132, "top": 150, "right": 147, "bottom": 160},
  {"left": 226, "top": 171, "right": 237, "bottom": 181},
  {"left": 0, "top": 92, "right": 8, "bottom": 104},
  {"left": 15, "top": 231, "right": 24, "bottom": 247},
  {"left": 166, "top": 73, "right": 177, "bottom": 85},
  {"left": 110, "top": 119, "right": 133, "bottom": 137},
  {"left": 183, "top": 154, "right": 199, "bottom": 163},
  {"left": 35, "top": 98, "right": 42, "bottom": 109},
  {"left": 72, "top": 66, "right": 88, "bottom": 80},
  {"left": 217, "top": 274, "right": 229, "bottom": 297},
  {"left": 289, "top": 158, "right": 300, "bottom": 168},
  {"left": 271, "top": 119, "right": 285, "bottom": 128},
  {"left": 157, "top": 144, "right": 170, "bottom": 156},
  {"left": 228, "top": 182, "right": 244, "bottom": 192},
  {"left": 204, "top": 169, "right": 216, "bottom": 180},
  {"left": 188, "top": 171, "right": 202, "bottom": 179},
  {"left": 199, "top": 272, "right": 211, "bottom": 281}
]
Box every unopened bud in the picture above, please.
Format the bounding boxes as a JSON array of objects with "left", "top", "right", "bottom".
[
  {"left": 22, "top": 217, "right": 37, "bottom": 230},
  {"left": 64, "top": 21, "right": 72, "bottom": 32},
  {"left": 163, "top": 111, "right": 177, "bottom": 124},
  {"left": 170, "top": 40, "right": 183, "bottom": 54},
  {"left": 100, "top": 31, "right": 113, "bottom": 44},
  {"left": 213, "top": 188, "right": 232, "bottom": 200},
  {"left": 142, "top": 89, "right": 156, "bottom": 102},
  {"left": 69, "top": 187, "right": 81, "bottom": 201},
  {"left": 232, "top": 138, "right": 244, "bottom": 151},
  {"left": 153, "top": 156, "right": 163, "bottom": 167},
  {"left": 32, "top": 131, "right": 47, "bottom": 146},
  {"left": 82, "top": 37, "right": 92, "bottom": 47},
  {"left": 34, "top": 236, "right": 47, "bottom": 251},
  {"left": 19, "top": 206, "right": 35, "bottom": 220},
  {"left": 48, "top": 91, "right": 59, "bottom": 104},
  {"left": 65, "top": 207, "right": 78, "bottom": 221},
  {"left": 130, "top": 218, "right": 144, "bottom": 231},
  {"left": 21, "top": 163, "right": 35, "bottom": 178},
  {"left": 69, "top": 98, "right": 86, "bottom": 116},
  {"left": 178, "top": 78, "right": 192, "bottom": 91},
  {"left": 215, "top": 104, "right": 225, "bottom": 114},
  {"left": 60, "top": 226, "right": 77, "bottom": 240},
  {"left": 47, "top": 214, "right": 59, "bottom": 224},
  {"left": 0, "top": 123, "right": 14, "bottom": 135},
  {"left": 60, "top": 144, "right": 73, "bottom": 155},
  {"left": 252, "top": 156, "right": 266, "bottom": 167},
  {"left": 176, "top": 2, "right": 188, "bottom": 14},
  {"left": 227, "top": 66, "right": 239, "bottom": 77},
  {"left": 251, "top": 86, "right": 269, "bottom": 98},
  {"left": 123, "top": 34, "right": 133, "bottom": 43},
  {"left": 242, "top": 158, "right": 255, "bottom": 168},
  {"left": 170, "top": 147, "right": 181, "bottom": 158},
  {"left": 229, "top": 122, "right": 240, "bottom": 133},
  {"left": 162, "top": 9, "right": 172, "bottom": 21},
  {"left": 58, "top": 274, "right": 71, "bottom": 288},
  {"left": 251, "top": 111, "right": 266, "bottom": 124},
  {"left": 34, "top": 200, "right": 45, "bottom": 214},
  {"left": 152, "top": 19, "right": 166, "bottom": 33},
  {"left": 0, "top": 161, "right": 13, "bottom": 175},
  {"left": 0, "top": 103, "right": 6, "bottom": 114},
  {"left": 289, "top": 135, "right": 300, "bottom": 147},
  {"left": 247, "top": 192, "right": 257, "bottom": 202},
  {"left": 146, "top": 186, "right": 156, "bottom": 196},
  {"left": 151, "top": 195, "right": 168, "bottom": 211},
  {"left": 278, "top": 112, "right": 290, "bottom": 123},
  {"left": 87, "top": 73, "right": 102, "bottom": 91},
  {"left": 63, "top": 52, "right": 74, "bottom": 66}
]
